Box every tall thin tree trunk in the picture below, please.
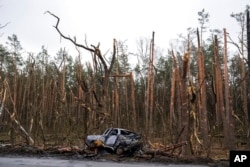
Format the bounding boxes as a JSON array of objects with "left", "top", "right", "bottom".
[
  {"left": 179, "top": 65, "right": 190, "bottom": 156},
  {"left": 212, "top": 37, "right": 221, "bottom": 125},
  {"left": 247, "top": 10, "right": 250, "bottom": 77},
  {"left": 169, "top": 59, "right": 176, "bottom": 132},
  {"left": 239, "top": 18, "right": 248, "bottom": 124},
  {"left": 114, "top": 54, "right": 120, "bottom": 127},
  {"left": 223, "top": 28, "right": 235, "bottom": 149},
  {"left": 173, "top": 50, "right": 191, "bottom": 156},
  {"left": 197, "top": 29, "right": 209, "bottom": 150},
  {"left": 240, "top": 55, "right": 248, "bottom": 124},
  {"left": 214, "top": 35, "right": 230, "bottom": 148},
  {"left": 247, "top": 7, "right": 250, "bottom": 124},
  {"left": 124, "top": 79, "right": 129, "bottom": 127},
  {"left": 149, "top": 32, "right": 155, "bottom": 138},
  {"left": 130, "top": 72, "right": 137, "bottom": 131},
  {"left": 13, "top": 53, "right": 18, "bottom": 116},
  {"left": 146, "top": 31, "right": 155, "bottom": 139},
  {"left": 172, "top": 51, "right": 182, "bottom": 135}
]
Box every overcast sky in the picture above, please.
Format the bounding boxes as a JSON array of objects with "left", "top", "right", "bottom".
[{"left": 0, "top": 0, "right": 249, "bottom": 60}]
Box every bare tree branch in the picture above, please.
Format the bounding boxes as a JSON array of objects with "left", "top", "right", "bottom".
[
  {"left": 227, "top": 34, "right": 243, "bottom": 55},
  {"left": 108, "top": 39, "right": 116, "bottom": 73},
  {"left": 45, "top": 11, "right": 117, "bottom": 75},
  {"left": 0, "top": 22, "right": 10, "bottom": 37},
  {"left": 0, "top": 22, "right": 10, "bottom": 29},
  {"left": 45, "top": 11, "right": 95, "bottom": 52}
]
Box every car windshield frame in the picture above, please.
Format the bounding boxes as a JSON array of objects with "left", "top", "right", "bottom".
[{"left": 103, "top": 128, "right": 112, "bottom": 135}]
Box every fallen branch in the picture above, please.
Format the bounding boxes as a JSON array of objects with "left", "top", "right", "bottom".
[
  {"left": 145, "top": 141, "right": 187, "bottom": 157},
  {"left": 144, "top": 150, "right": 173, "bottom": 157}
]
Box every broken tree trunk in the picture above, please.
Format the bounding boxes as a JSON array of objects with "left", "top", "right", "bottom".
[
  {"left": 2, "top": 84, "right": 34, "bottom": 146},
  {"left": 197, "top": 29, "right": 209, "bottom": 150},
  {"left": 172, "top": 51, "right": 190, "bottom": 156},
  {"left": 145, "top": 31, "right": 155, "bottom": 139},
  {"left": 46, "top": 11, "right": 117, "bottom": 129}
]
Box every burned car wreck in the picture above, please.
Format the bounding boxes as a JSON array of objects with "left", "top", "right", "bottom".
[{"left": 85, "top": 128, "right": 142, "bottom": 156}]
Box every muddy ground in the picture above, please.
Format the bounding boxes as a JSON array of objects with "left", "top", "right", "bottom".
[{"left": 0, "top": 144, "right": 229, "bottom": 167}]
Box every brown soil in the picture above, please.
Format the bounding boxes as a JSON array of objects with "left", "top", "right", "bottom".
[{"left": 0, "top": 144, "right": 229, "bottom": 167}]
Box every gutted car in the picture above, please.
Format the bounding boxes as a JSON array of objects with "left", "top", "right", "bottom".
[{"left": 85, "top": 128, "right": 142, "bottom": 155}]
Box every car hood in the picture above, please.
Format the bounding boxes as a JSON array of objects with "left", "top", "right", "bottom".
[{"left": 85, "top": 135, "right": 105, "bottom": 146}]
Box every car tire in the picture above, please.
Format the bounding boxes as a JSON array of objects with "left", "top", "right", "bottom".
[{"left": 115, "top": 146, "right": 124, "bottom": 155}]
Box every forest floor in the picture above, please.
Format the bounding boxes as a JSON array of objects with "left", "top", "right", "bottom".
[
  {"left": 0, "top": 143, "right": 230, "bottom": 167},
  {"left": 1, "top": 132, "right": 250, "bottom": 167}
]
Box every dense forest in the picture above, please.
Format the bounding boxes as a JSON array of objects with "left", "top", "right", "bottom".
[{"left": 0, "top": 7, "right": 250, "bottom": 158}]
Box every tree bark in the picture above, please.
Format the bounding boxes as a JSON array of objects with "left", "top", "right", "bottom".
[
  {"left": 169, "top": 57, "right": 176, "bottom": 132},
  {"left": 238, "top": 14, "right": 248, "bottom": 123},
  {"left": 146, "top": 32, "right": 155, "bottom": 139},
  {"left": 214, "top": 35, "right": 230, "bottom": 148},
  {"left": 149, "top": 32, "right": 155, "bottom": 138},
  {"left": 223, "top": 28, "right": 235, "bottom": 149},
  {"left": 197, "top": 29, "right": 209, "bottom": 150},
  {"left": 129, "top": 72, "right": 137, "bottom": 131},
  {"left": 114, "top": 51, "right": 120, "bottom": 127},
  {"left": 246, "top": 10, "right": 250, "bottom": 122},
  {"left": 172, "top": 51, "right": 191, "bottom": 156},
  {"left": 247, "top": 10, "right": 250, "bottom": 72},
  {"left": 3, "top": 82, "right": 34, "bottom": 145}
]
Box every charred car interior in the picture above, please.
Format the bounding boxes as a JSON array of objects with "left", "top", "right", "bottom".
[{"left": 85, "top": 128, "right": 142, "bottom": 156}]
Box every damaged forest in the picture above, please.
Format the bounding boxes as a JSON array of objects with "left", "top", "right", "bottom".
[{"left": 0, "top": 7, "right": 250, "bottom": 163}]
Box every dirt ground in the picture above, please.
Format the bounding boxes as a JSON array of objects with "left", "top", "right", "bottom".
[
  {"left": 2, "top": 131, "right": 249, "bottom": 167},
  {"left": 0, "top": 144, "right": 230, "bottom": 167}
]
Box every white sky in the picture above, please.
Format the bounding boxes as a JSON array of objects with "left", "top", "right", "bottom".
[{"left": 0, "top": 0, "right": 249, "bottom": 61}]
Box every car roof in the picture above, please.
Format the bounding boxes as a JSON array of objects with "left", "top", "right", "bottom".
[{"left": 108, "top": 127, "right": 135, "bottom": 133}]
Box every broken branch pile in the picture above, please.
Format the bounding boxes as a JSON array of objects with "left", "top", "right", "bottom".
[{"left": 141, "top": 141, "right": 188, "bottom": 158}]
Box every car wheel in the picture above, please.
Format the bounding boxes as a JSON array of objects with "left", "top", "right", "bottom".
[{"left": 116, "top": 146, "right": 124, "bottom": 155}]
